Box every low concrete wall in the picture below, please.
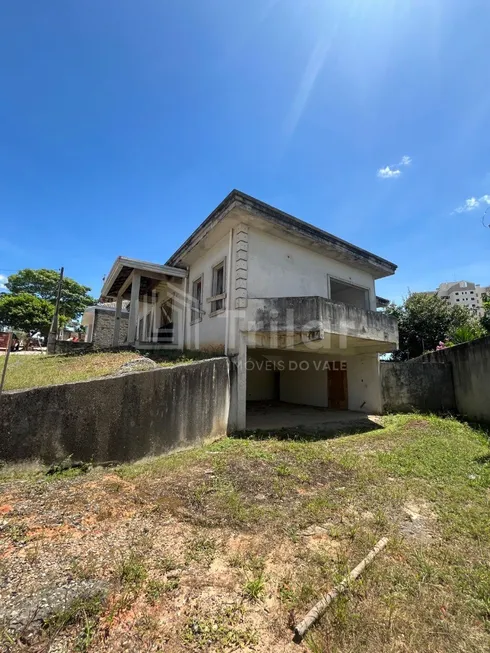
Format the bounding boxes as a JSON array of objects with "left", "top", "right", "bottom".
[
  {"left": 0, "top": 358, "right": 230, "bottom": 463},
  {"left": 417, "top": 336, "right": 490, "bottom": 422},
  {"left": 381, "top": 362, "right": 456, "bottom": 414},
  {"left": 55, "top": 341, "right": 94, "bottom": 355}
]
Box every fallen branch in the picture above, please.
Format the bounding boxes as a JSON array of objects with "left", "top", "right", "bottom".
[{"left": 294, "top": 536, "right": 389, "bottom": 641}]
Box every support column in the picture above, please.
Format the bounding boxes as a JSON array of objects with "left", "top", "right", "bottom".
[
  {"left": 127, "top": 272, "right": 141, "bottom": 345},
  {"left": 152, "top": 290, "right": 158, "bottom": 343},
  {"left": 142, "top": 297, "right": 148, "bottom": 343},
  {"left": 229, "top": 332, "right": 247, "bottom": 431},
  {"left": 236, "top": 333, "right": 247, "bottom": 429},
  {"left": 113, "top": 294, "right": 123, "bottom": 347}
]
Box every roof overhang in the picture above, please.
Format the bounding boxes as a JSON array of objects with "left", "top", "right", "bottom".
[
  {"left": 100, "top": 257, "right": 187, "bottom": 300},
  {"left": 167, "top": 190, "right": 397, "bottom": 280}
]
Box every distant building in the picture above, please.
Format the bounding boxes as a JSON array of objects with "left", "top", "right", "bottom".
[{"left": 420, "top": 281, "right": 490, "bottom": 317}]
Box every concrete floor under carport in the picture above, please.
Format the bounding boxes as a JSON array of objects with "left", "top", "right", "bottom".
[{"left": 246, "top": 400, "right": 381, "bottom": 435}]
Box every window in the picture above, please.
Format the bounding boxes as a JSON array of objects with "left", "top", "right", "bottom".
[
  {"left": 329, "top": 277, "right": 369, "bottom": 310},
  {"left": 191, "top": 276, "right": 203, "bottom": 323},
  {"left": 210, "top": 260, "right": 226, "bottom": 314}
]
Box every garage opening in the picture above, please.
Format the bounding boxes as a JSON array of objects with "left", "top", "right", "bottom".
[
  {"left": 246, "top": 351, "right": 353, "bottom": 430},
  {"left": 330, "top": 278, "right": 369, "bottom": 310}
]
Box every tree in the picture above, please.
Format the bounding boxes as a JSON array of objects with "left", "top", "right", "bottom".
[
  {"left": 481, "top": 294, "right": 490, "bottom": 334},
  {"left": 6, "top": 269, "right": 95, "bottom": 321},
  {"left": 384, "top": 292, "right": 474, "bottom": 360},
  {"left": 0, "top": 293, "right": 54, "bottom": 333}
]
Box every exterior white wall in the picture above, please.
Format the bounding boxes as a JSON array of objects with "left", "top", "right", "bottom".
[
  {"left": 186, "top": 232, "right": 230, "bottom": 351},
  {"left": 82, "top": 311, "right": 95, "bottom": 343},
  {"left": 280, "top": 365, "right": 329, "bottom": 407},
  {"left": 247, "top": 228, "right": 377, "bottom": 310},
  {"left": 246, "top": 367, "right": 276, "bottom": 401},
  {"left": 346, "top": 353, "right": 381, "bottom": 413}
]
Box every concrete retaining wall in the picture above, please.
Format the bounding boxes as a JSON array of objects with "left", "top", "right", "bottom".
[
  {"left": 417, "top": 336, "right": 490, "bottom": 422},
  {"left": 381, "top": 362, "right": 456, "bottom": 414},
  {"left": 55, "top": 341, "right": 94, "bottom": 355},
  {"left": 0, "top": 358, "right": 230, "bottom": 463},
  {"left": 381, "top": 336, "right": 490, "bottom": 422}
]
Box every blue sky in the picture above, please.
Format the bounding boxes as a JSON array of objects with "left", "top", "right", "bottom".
[{"left": 1, "top": 0, "right": 489, "bottom": 302}]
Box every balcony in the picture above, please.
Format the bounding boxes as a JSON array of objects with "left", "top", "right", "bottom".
[{"left": 244, "top": 296, "right": 398, "bottom": 354}]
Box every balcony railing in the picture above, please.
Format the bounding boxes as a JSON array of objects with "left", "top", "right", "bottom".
[{"left": 245, "top": 296, "right": 398, "bottom": 348}]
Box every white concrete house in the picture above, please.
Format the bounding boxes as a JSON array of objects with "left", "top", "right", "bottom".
[{"left": 99, "top": 190, "right": 398, "bottom": 429}]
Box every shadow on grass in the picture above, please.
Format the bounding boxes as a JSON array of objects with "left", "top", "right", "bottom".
[
  {"left": 474, "top": 453, "right": 490, "bottom": 465},
  {"left": 232, "top": 420, "right": 383, "bottom": 443}
]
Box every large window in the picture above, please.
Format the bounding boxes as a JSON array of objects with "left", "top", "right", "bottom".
[
  {"left": 191, "top": 276, "right": 203, "bottom": 324},
  {"left": 329, "top": 278, "right": 369, "bottom": 310},
  {"left": 210, "top": 260, "right": 226, "bottom": 314}
]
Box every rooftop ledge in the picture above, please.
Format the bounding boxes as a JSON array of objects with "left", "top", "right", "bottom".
[{"left": 245, "top": 296, "right": 399, "bottom": 352}]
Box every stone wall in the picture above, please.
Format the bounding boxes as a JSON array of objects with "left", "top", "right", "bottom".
[
  {"left": 381, "top": 362, "right": 456, "bottom": 414},
  {"left": 0, "top": 358, "right": 230, "bottom": 463},
  {"left": 93, "top": 309, "right": 129, "bottom": 349}
]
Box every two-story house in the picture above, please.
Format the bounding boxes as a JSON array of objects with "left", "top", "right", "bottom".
[{"left": 96, "top": 190, "right": 398, "bottom": 429}]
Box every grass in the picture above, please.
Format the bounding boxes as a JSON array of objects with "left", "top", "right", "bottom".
[
  {"left": 182, "top": 605, "right": 258, "bottom": 650},
  {"left": 243, "top": 574, "right": 266, "bottom": 601},
  {"left": 1, "top": 414, "right": 489, "bottom": 651},
  {"left": 1, "top": 349, "right": 213, "bottom": 391},
  {"left": 118, "top": 552, "right": 148, "bottom": 587}
]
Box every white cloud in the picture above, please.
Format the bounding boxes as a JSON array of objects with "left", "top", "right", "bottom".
[
  {"left": 377, "top": 166, "right": 401, "bottom": 179},
  {"left": 454, "top": 194, "right": 490, "bottom": 213},
  {"left": 0, "top": 274, "right": 7, "bottom": 290},
  {"left": 377, "top": 155, "right": 412, "bottom": 179}
]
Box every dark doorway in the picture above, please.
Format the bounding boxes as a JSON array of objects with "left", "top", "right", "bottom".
[{"left": 328, "top": 369, "right": 348, "bottom": 410}]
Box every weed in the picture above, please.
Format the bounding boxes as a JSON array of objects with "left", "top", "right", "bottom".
[
  {"left": 45, "top": 595, "right": 103, "bottom": 636},
  {"left": 156, "top": 555, "right": 178, "bottom": 573},
  {"left": 243, "top": 574, "right": 265, "bottom": 602},
  {"left": 276, "top": 463, "right": 292, "bottom": 477},
  {"left": 182, "top": 605, "right": 258, "bottom": 649},
  {"left": 186, "top": 536, "right": 217, "bottom": 564},
  {"left": 145, "top": 578, "right": 179, "bottom": 604},
  {"left": 119, "top": 552, "right": 148, "bottom": 587}
]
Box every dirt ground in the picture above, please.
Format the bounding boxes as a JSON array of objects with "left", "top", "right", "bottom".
[{"left": 0, "top": 415, "right": 489, "bottom": 652}]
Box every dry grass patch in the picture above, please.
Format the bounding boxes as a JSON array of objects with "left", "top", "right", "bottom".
[
  {"left": 1, "top": 415, "right": 489, "bottom": 652},
  {"left": 2, "top": 349, "right": 212, "bottom": 391},
  {"left": 2, "top": 351, "right": 141, "bottom": 390}
]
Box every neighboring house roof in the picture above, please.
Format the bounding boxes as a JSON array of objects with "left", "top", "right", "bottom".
[
  {"left": 375, "top": 296, "right": 390, "bottom": 308},
  {"left": 166, "top": 190, "right": 397, "bottom": 278},
  {"left": 96, "top": 300, "right": 131, "bottom": 311},
  {"left": 82, "top": 300, "right": 130, "bottom": 317}
]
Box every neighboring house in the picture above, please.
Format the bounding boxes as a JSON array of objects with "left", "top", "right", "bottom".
[
  {"left": 81, "top": 301, "right": 130, "bottom": 348},
  {"left": 417, "top": 281, "right": 490, "bottom": 317},
  {"left": 100, "top": 190, "right": 399, "bottom": 428}
]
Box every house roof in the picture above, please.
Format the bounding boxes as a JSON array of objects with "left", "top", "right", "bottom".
[
  {"left": 166, "top": 189, "right": 397, "bottom": 277},
  {"left": 100, "top": 256, "right": 187, "bottom": 299}
]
